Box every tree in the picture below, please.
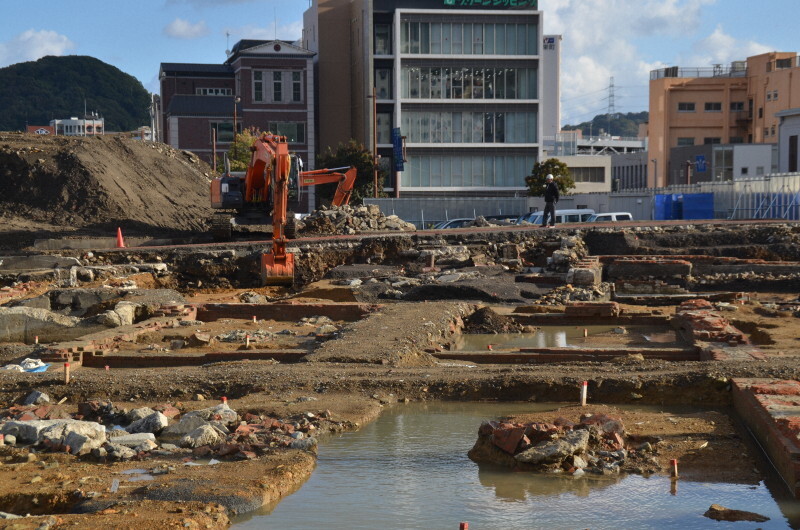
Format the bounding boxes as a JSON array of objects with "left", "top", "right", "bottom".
[
  {"left": 224, "top": 127, "right": 261, "bottom": 173},
  {"left": 315, "top": 140, "right": 386, "bottom": 206},
  {"left": 525, "top": 158, "right": 575, "bottom": 197}
]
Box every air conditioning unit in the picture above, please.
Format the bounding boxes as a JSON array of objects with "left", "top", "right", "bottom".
[{"left": 731, "top": 61, "right": 746, "bottom": 71}]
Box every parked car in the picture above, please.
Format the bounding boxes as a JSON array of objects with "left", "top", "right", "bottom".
[
  {"left": 586, "top": 212, "right": 634, "bottom": 222},
  {"left": 516, "top": 208, "right": 595, "bottom": 225},
  {"left": 432, "top": 217, "right": 474, "bottom": 229}
]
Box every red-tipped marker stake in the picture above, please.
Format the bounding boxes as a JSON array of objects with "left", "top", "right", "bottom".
[
  {"left": 253, "top": 315, "right": 257, "bottom": 323},
  {"left": 64, "top": 362, "right": 71, "bottom": 384},
  {"left": 583, "top": 328, "right": 588, "bottom": 337},
  {"left": 221, "top": 396, "right": 228, "bottom": 404},
  {"left": 35, "top": 335, "right": 39, "bottom": 345},
  {"left": 580, "top": 381, "right": 588, "bottom": 406},
  {"left": 246, "top": 334, "right": 250, "bottom": 347},
  {"left": 487, "top": 344, "right": 493, "bottom": 351},
  {"left": 671, "top": 458, "right": 679, "bottom": 478},
  {"left": 105, "top": 365, "right": 109, "bottom": 371},
  {"left": 460, "top": 523, "right": 469, "bottom": 530}
]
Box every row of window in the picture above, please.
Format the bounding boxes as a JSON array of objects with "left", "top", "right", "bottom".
[
  {"left": 253, "top": 71, "right": 303, "bottom": 103},
  {"left": 677, "top": 101, "right": 745, "bottom": 113},
  {"left": 676, "top": 137, "right": 740, "bottom": 146},
  {"left": 196, "top": 88, "right": 232, "bottom": 96},
  {"left": 571, "top": 167, "right": 605, "bottom": 183},
  {"left": 209, "top": 121, "right": 306, "bottom": 143},
  {"left": 400, "top": 21, "right": 537, "bottom": 56},
  {"left": 766, "top": 90, "right": 780, "bottom": 101},
  {"left": 401, "top": 111, "right": 537, "bottom": 144},
  {"left": 401, "top": 66, "right": 537, "bottom": 100},
  {"left": 404, "top": 154, "right": 534, "bottom": 188},
  {"left": 764, "top": 125, "right": 776, "bottom": 137}
]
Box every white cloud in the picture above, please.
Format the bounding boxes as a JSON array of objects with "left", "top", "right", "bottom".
[
  {"left": 545, "top": 0, "right": 778, "bottom": 124},
  {"left": 164, "top": 18, "right": 210, "bottom": 39},
  {"left": 682, "top": 24, "right": 771, "bottom": 66},
  {"left": 0, "top": 29, "right": 75, "bottom": 67},
  {"left": 226, "top": 20, "right": 303, "bottom": 42}
]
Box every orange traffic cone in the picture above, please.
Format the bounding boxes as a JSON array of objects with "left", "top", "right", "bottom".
[{"left": 116, "top": 227, "right": 125, "bottom": 248}]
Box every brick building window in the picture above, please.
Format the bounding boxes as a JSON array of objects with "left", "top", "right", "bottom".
[
  {"left": 253, "top": 71, "right": 264, "bottom": 102},
  {"left": 677, "top": 137, "right": 694, "bottom": 146},
  {"left": 678, "top": 102, "right": 695, "bottom": 112},
  {"left": 704, "top": 102, "right": 722, "bottom": 112},
  {"left": 273, "top": 72, "right": 283, "bottom": 102},
  {"left": 268, "top": 122, "right": 306, "bottom": 143}
]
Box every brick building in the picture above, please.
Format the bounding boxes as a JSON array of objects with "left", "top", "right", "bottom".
[{"left": 159, "top": 40, "right": 316, "bottom": 172}]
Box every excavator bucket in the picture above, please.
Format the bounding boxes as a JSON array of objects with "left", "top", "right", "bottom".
[{"left": 260, "top": 252, "right": 295, "bottom": 286}]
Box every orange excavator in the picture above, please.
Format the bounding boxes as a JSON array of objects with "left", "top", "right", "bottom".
[{"left": 210, "top": 132, "right": 357, "bottom": 285}]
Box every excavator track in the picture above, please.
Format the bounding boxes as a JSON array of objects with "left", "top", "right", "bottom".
[{"left": 211, "top": 213, "right": 233, "bottom": 241}]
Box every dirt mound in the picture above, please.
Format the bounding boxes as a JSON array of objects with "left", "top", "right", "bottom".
[
  {"left": 0, "top": 133, "right": 214, "bottom": 240},
  {"left": 463, "top": 307, "right": 525, "bottom": 333}
]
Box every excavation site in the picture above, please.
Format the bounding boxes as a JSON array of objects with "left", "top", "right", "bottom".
[{"left": 2, "top": 133, "right": 800, "bottom": 528}]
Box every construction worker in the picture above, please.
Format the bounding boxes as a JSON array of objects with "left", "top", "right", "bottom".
[{"left": 542, "top": 174, "right": 559, "bottom": 227}]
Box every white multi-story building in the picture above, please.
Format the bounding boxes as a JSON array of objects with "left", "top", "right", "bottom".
[
  {"left": 304, "top": 0, "right": 546, "bottom": 198},
  {"left": 50, "top": 115, "right": 105, "bottom": 136}
]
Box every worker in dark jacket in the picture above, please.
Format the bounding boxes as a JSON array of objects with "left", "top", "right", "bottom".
[{"left": 542, "top": 174, "right": 559, "bottom": 227}]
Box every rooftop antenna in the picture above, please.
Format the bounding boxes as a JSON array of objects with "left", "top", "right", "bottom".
[
  {"left": 274, "top": 7, "right": 278, "bottom": 40},
  {"left": 606, "top": 76, "right": 616, "bottom": 136},
  {"left": 225, "top": 31, "right": 231, "bottom": 55}
]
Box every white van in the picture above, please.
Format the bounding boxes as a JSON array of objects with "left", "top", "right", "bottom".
[
  {"left": 516, "top": 208, "right": 595, "bottom": 226},
  {"left": 586, "top": 212, "right": 634, "bottom": 222}
]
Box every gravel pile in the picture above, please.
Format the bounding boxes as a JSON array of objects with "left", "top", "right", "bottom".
[{"left": 300, "top": 204, "right": 417, "bottom": 235}]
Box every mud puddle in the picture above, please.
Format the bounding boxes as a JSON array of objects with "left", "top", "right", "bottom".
[
  {"left": 233, "top": 402, "right": 800, "bottom": 529},
  {"left": 454, "top": 325, "right": 684, "bottom": 350}
]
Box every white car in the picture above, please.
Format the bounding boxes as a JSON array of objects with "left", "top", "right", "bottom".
[
  {"left": 586, "top": 212, "right": 634, "bottom": 222},
  {"left": 432, "top": 218, "right": 474, "bottom": 229}
]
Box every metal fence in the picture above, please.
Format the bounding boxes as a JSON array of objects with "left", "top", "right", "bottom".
[{"left": 365, "top": 173, "right": 800, "bottom": 226}]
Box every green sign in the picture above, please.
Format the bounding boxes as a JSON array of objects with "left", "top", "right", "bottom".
[{"left": 444, "top": 0, "right": 537, "bottom": 7}]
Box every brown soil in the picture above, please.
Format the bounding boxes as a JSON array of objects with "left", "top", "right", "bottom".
[{"left": 0, "top": 133, "right": 214, "bottom": 249}]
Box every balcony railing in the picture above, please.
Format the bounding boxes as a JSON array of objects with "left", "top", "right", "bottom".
[{"left": 650, "top": 65, "right": 748, "bottom": 80}]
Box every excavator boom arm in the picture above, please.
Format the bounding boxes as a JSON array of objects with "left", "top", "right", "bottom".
[{"left": 298, "top": 167, "right": 357, "bottom": 206}]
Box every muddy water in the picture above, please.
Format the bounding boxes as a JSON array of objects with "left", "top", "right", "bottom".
[
  {"left": 234, "top": 402, "right": 799, "bottom": 529},
  {"left": 455, "top": 325, "right": 683, "bottom": 350}
]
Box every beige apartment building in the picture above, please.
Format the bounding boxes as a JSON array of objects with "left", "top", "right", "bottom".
[{"left": 649, "top": 51, "right": 800, "bottom": 187}]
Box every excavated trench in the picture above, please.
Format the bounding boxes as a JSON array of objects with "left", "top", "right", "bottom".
[{"left": 2, "top": 222, "right": 800, "bottom": 525}]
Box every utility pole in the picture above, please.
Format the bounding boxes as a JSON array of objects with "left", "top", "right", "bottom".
[{"left": 371, "top": 85, "right": 379, "bottom": 198}]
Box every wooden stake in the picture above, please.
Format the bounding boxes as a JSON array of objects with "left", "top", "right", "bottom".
[
  {"left": 580, "top": 381, "right": 588, "bottom": 406},
  {"left": 64, "top": 362, "right": 71, "bottom": 384}
]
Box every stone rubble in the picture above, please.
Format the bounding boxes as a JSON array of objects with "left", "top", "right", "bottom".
[
  {"left": 300, "top": 204, "right": 417, "bottom": 236},
  {"left": 0, "top": 397, "right": 355, "bottom": 464},
  {"left": 468, "top": 412, "right": 663, "bottom": 476}
]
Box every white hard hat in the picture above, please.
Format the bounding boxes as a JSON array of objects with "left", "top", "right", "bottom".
[{"left": 546, "top": 174, "right": 554, "bottom": 180}]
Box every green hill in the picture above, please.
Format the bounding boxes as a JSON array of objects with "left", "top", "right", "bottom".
[
  {"left": 0, "top": 55, "right": 150, "bottom": 132},
  {"left": 563, "top": 111, "right": 648, "bottom": 138}
]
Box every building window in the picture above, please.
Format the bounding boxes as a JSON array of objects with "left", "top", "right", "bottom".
[
  {"left": 375, "top": 24, "right": 391, "bottom": 55},
  {"left": 776, "top": 58, "right": 792, "bottom": 69},
  {"left": 196, "top": 87, "right": 232, "bottom": 96},
  {"left": 763, "top": 127, "right": 769, "bottom": 137},
  {"left": 704, "top": 102, "right": 722, "bottom": 112},
  {"left": 771, "top": 125, "right": 776, "bottom": 136},
  {"left": 571, "top": 167, "right": 605, "bottom": 183},
  {"left": 729, "top": 136, "right": 744, "bottom": 144},
  {"left": 292, "top": 72, "right": 302, "bottom": 102},
  {"left": 253, "top": 71, "right": 264, "bottom": 102},
  {"left": 268, "top": 122, "right": 305, "bottom": 143},
  {"left": 704, "top": 137, "right": 721, "bottom": 144},
  {"left": 678, "top": 102, "right": 695, "bottom": 112},
  {"left": 400, "top": 21, "right": 537, "bottom": 57},
  {"left": 376, "top": 69, "right": 392, "bottom": 99},
  {"left": 730, "top": 101, "right": 744, "bottom": 111},
  {"left": 773, "top": 90, "right": 779, "bottom": 100},
  {"left": 402, "top": 110, "right": 536, "bottom": 144},
  {"left": 402, "top": 66, "right": 536, "bottom": 100},
  {"left": 766, "top": 92, "right": 772, "bottom": 101},
  {"left": 210, "top": 122, "right": 234, "bottom": 143},
  {"left": 741, "top": 167, "right": 749, "bottom": 176},
  {"left": 758, "top": 107, "right": 763, "bottom": 118},
  {"left": 677, "top": 137, "right": 694, "bottom": 146},
  {"left": 376, "top": 113, "right": 392, "bottom": 144},
  {"left": 404, "top": 154, "right": 534, "bottom": 187},
  {"left": 273, "top": 71, "right": 283, "bottom": 102}
]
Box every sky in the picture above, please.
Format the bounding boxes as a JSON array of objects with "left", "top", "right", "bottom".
[{"left": 0, "top": 0, "right": 796, "bottom": 126}]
